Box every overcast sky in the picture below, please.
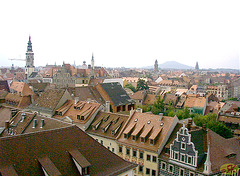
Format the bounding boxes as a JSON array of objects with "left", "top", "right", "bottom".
[{"left": 0, "top": 0, "right": 239, "bottom": 69}]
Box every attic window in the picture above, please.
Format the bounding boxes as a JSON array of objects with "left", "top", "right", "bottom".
[
  {"left": 227, "top": 153, "right": 236, "bottom": 158},
  {"left": 147, "top": 120, "right": 151, "bottom": 124},
  {"left": 160, "top": 122, "right": 164, "bottom": 127},
  {"left": 135, "top": 119, "right": 138, "bottom": 122},
  {"left": 141, "top": 137, "right": 145, "bottom": 143}
]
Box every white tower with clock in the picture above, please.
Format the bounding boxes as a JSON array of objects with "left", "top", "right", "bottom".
[{"left": 25, "top": 36, "right": 35, "bottom": 78}]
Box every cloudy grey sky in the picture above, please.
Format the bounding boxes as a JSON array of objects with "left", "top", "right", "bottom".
[{"left": 0, "top": 0, "right": 239, "bottom": 69}]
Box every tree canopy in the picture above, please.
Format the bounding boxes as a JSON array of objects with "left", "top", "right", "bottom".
[
  {"left": 136, "top": 79, "right": 149, "bottom": 91},
  {"left": 124, "top": 83, "right": 136, "bottom": 93},
  {"left": 193, "top": 113, "right": 233, "bottom": 139}
]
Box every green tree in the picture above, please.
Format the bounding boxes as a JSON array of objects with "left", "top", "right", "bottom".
[
  {"left": 151, "top": 96, "right": 165, "bottom": 115},
  {"left": 168, "top": 107, "right": 190, "bottom": 120},
  {"left": 124, "top": 83, "right": 136, "bottom": 93},
  {"left": 136, "top": 79, "right": 149, "bottom": 91},
  {"left": 193, "top": 113, "right": 233, "bottom": 138}
]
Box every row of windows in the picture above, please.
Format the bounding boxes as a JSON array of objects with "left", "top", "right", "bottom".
[
  {"left": 161, "top": 161, "right": 201, "bottom": 176},
  {"left": 119, "top": 146, "right": 157, "bottom": 162},
  {"left": 96, "top": 139, "right": 115, "bottom": 153},
  {"left": 138, "top": 166, "right": 156, "bottom": 176},
  {"left": 173, "top": 151, "right": 194, "bottom": 165}
]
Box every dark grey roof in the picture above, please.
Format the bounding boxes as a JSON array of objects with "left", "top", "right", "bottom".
[
  {"left": 100, "top": 82, "right": 135, "bottom": 106},
  {"left": 28, "top": 71, "right": 38, "bottom": 78},
  {"left": 0, "top": 125, "right": 137, "bottom": 176}
]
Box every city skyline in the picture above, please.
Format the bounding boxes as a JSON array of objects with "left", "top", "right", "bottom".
[{"left": 0, "top": 0, "right": 239, "bottom": 69}]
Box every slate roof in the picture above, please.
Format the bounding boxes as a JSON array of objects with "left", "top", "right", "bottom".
[
  {"left": 0, "top": 80, "right": 10, "bottom": 92},
  {"left": 100, "top": 82, "right": 135, "bottom": 106},
  {"left": 0, "top": 125, "right": 137, "bottom": 175}
]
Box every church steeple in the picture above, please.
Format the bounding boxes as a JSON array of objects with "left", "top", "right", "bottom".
[
  {"left": 25, "top": 36, "right": 35, "bottom": 79},
  {"left": 195, "top": 61, "right": 199, "bottom": 70},
  {"left": 91, "top": 53, "right": 95, "bottom": 70},
  {"left": 89, "top": 53, "right": 96, "bottom": 79},
  {"left": 27, "top": 35, "right": 33, "bottom": 52},
  {"left": 154, "top": 59, "right": 158, "bottom": 72}
]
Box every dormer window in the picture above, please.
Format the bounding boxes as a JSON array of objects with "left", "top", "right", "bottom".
[
  {"left": 141, "top": 137, "right": 145, "bottom": 143},
  {"left": 132, "top": 135, "right": 136, "bottom": 141}
]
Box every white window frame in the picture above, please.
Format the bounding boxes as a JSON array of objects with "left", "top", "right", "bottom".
[
  {"left": 179, "top": 168, "right": 185, "bottom": 176},
  {"left": 168, "top": 164, "right": 174, "bottom": 174},
  {"left": 189, "top": 171, "right": 195, "bottom": 176},
  {"left": 180, "top": 153, "right": 185, "bottom": 162},
  {"left": 187, "top": 155, "right": 192, "bottom": 165},
  {"left": 181, "top": 142, "right": 186, "bottom": 150},
  {"left": 161, "top": 161, "right": 166, "bottom": 171},
  {"left": 174, "top": 151, "right": 179, "bottom": 160}
]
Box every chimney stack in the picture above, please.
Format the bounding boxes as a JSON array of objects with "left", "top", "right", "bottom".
[
  {"left": 159, "top": 113, "right": 163, "bottom": 121},
  {"left": 136, "top": 108, "right": 142, "bottom": 113},
  {"left": 105, "top": 101, "right": 110, "bottom": 113},
  {"left": 187, "top": 118, "right": 193, "bottom": 130},
  {"left": 33, "top": 119, "right": 37, "bottom": 128},
  {"left": 40, "top": 119, "right": 44, "bottom": 128},
  {"left": 21, "top": 113, "right": 26, "bottom": 122},
  {"left": 5, "top": 121, "right": 10, "bottom": 129},
  {"left": 203, "top": 124, "right": 206, "bottom": 131},
  {"left": 75, "top": 97, "right": 79, "bottom": 104}
]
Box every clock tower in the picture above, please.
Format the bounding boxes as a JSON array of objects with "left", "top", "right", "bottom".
[{"left": 25, "top": 36, "right": 35, "bottom": 78}]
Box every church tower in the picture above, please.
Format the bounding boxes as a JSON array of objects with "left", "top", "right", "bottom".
[
  {"left": 25, "top": 36, "right": 35, "bottom": 78},
  {"left": 89, "top": 53, "right": 96, "bottom": 79},
  {"left": 154, "top": 59, "right": 158, "bottom": 72},
  {"left": 195, "top": 61, "right": 199, "bottom": 70}
]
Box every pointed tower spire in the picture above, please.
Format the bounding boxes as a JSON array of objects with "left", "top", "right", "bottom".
[
  {"left": 91, "top": 53, "right": 94, "bottom": 70},
  {"left": 203, "top": 144, "right": 212, "bottom": 175},
  {"left": 195, "top": 61, "right": 199, "bottom": 70},
  {"left": 27, "top": 35, "right": 33, "bottom": 52}
]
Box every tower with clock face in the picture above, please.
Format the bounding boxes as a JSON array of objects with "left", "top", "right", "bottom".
[{"left": 25, "top": 36, "right": 35, "bottom": 78}]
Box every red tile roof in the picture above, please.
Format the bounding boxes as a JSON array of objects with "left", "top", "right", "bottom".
[{"left": 117, "top": 111, "right": 178, "bottom": 152}]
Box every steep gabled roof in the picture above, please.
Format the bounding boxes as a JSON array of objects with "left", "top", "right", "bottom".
[
  {"left": 0, "top": 80, "right": 10, "bottom": 92},
  {"left": 67, "top": 86, "right": 105, "bottom": 104},
  {"left": 184, "top": 95, "right": 206, "bottom": 108},
  {"left": 0, "top": 125, "right": 137, "bottom": 175},
  {"left": 10, "top": 82, "right": 35, "bottom": 96},
  {"left": 86, "top": 111, "right": 129, "bottom": 139},
  {"left": 54, "top": 100, "right": 101, "bottom": 124},
  {"left": 130, "top": 90, "right": 146, "bottom": 100},
  {"left": 1, "top": 111, "right": 72, "bottom": 137},
  {"left": 35, "top": 89, "right": 66, "bottom": 110},
  {"left": 117, "top": 111, "right": 178, "bottom": 152},
  {"left": 100, "top": 82, "right": 135, "bottom": 106}
]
